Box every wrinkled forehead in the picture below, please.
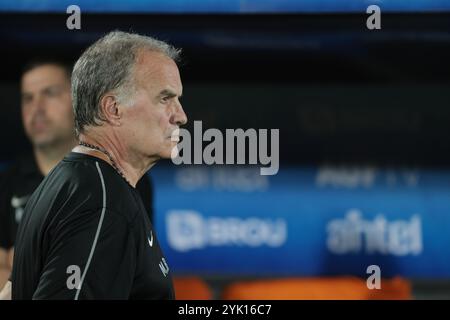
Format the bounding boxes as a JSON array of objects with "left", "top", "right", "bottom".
[{"left": 134, "top": 50, "right": 182, "bottom": 94}]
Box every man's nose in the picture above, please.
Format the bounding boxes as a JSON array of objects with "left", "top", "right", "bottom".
[
  {"left": 30, "top": 95, "right": 47, "bottom": 113},
  {"left": 174, "top": 103, "right": 188, "bottom": 126}
]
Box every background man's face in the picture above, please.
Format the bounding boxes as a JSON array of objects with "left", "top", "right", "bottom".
[
  {"left": 21, "top": 64, "right": 75, "bottom": 149},
  {"left": 121, "top": 50, "right": 187, "bottom": 160}
]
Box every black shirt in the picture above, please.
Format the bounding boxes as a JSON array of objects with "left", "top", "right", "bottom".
[
  {"left": 0, "top": 153, "right": 154, "bottom": 250},
  {"left": 0, "top": 156, "right": 43, "bottom": 249},
  {"left": 11, "top": 152, "right": 173, "bottom": 300}
]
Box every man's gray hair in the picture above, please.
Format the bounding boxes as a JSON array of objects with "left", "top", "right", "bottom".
[{"left": 71, "top": 30, "right": 181, "bottom": 135}]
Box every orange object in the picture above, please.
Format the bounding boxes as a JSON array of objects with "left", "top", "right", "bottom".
[
  {"left": 173, "top": 276, "right": 214, "bottom": 300},
  {"left": 221, "top": 277, "right": 411, "bottom": 300}
]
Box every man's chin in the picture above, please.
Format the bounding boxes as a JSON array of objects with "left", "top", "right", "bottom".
[
  {"left": 168, "top": 144, "right": 181, "bottom": 161},
  {"left": 160, "top": 150, "right": 174, "bottom": 160},
  {"left": 31, "top": 136, "right": 58, "bottom": 149}
]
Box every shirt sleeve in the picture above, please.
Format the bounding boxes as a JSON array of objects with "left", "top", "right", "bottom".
[
  {"left": 136, "top": 173, "right": 154, "bottom": 224},
  {"left": 0, "top": 171, "right": 13, "bottom": 250},
  {"left": 32, "top": 208, "right": 136, "bottom": 300}
]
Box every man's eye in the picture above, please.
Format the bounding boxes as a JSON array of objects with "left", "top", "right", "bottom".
[
  {"left": 161, "top": 96, "right": 170, "bottom": 103},
  {"left": 45, "top": 88, "right": 60, "bottom": 97},
  {"left": 22, "top": 96, "right": 32, "bottom": 104}
]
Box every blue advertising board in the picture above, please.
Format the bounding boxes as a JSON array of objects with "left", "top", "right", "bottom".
[
  {"left": 0, "top": 0, "right": 449, "bottom": 13},
  {"left": 151, "top": 164, "right": 450, "bottom": 278}
]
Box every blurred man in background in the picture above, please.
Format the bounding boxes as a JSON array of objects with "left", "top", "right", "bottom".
[
  {"left": 0, "top": 58, "right": 77, "bottom": 289},
  {"left": 0, "top": 58, "right": 154, "bottom": 290}
]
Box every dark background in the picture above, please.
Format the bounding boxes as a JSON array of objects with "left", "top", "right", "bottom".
[
  {"left": 0, "top": 13, "right": 449, "bottom": 168},
  {"left": 1, "top": 11, "right": 450, "bottom": 299}
]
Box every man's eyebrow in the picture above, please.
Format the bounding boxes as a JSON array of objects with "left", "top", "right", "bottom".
[
  {"left": 158, "top": 89, "right": 180, "bottom": 98},
  {"left": 21, "top": 84, "right": 66, "bottom": 99},
  {"left": 42, "top": 84, "right": 64, "bottom": 91}
]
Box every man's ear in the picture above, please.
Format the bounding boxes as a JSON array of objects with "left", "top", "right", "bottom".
[{"left": 99, "top": 94, "right": 122, "bottom": 126}]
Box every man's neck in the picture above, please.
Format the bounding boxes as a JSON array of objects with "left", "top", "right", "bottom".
[
  {"left": 76, "top": 131, "right": 157, "bottom": 188},
  {"left": 34, "top": 140, "right": 76, "bottom": 176}
]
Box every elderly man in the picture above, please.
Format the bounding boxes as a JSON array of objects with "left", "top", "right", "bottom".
[
  {"left": 0, "top": 57, "right": 155, "bottom": 292},
  {"left": 1, "top": 31, "right": 187, "bottom": 300}
]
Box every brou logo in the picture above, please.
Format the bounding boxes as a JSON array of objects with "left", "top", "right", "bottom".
[{"left": 166, "top": 210, "right": 287, "bottom": 252}]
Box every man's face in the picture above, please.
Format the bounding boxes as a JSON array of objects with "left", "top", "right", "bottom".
[
  {"left": 21, "top": 64, "right": 75, "bottom": 149},
  {"left": 120, "top": 50, "right": 187, "bottom": 160}
]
